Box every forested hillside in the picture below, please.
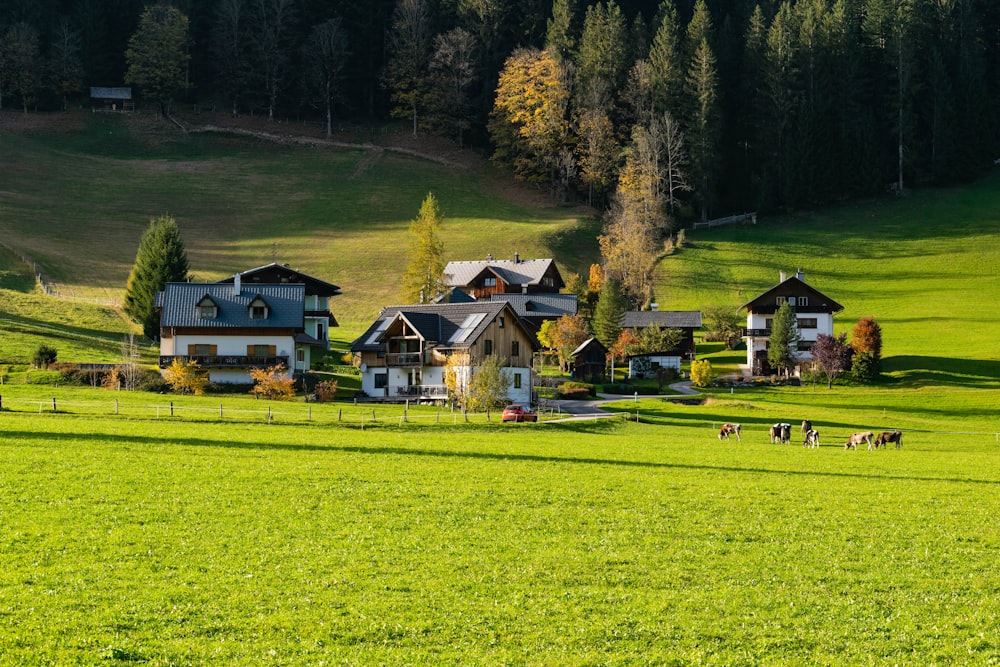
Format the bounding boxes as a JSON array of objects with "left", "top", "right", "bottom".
[{"left": 2, "top": 0, "right": 998, "bottom": 220}]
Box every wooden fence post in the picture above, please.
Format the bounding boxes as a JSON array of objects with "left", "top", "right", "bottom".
[
  {"left": 170, "top": 401, "right": 174, "bottom": 417},
  {"left": 52, "top": 397, "right": 57, "bottom": 412}
]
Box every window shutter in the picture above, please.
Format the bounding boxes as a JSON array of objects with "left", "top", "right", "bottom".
[
  {"left": 269, "top": 345, "right": 276, "bottom": 356},
  {"left": 210, "top": 345, "right": 218, "bottom": 355},
  {"left": 187, "top": 344, "right": 196, "bottom": 355},
  {"left": 247, "top": 345, "right": 254, "bottom": 356}
]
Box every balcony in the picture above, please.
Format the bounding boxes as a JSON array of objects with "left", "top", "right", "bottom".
[
  {"left": 395, "top": 384, "right": 448, "bottom": 399},
  {"left": 159, "top": 355, "right": 289, "bottom": 369},
  {"left": 742, "top": 328, "right": 771, "bottom": 338},
  {"left": 386, "top": 352, "right": 422, "bottom": 367}
]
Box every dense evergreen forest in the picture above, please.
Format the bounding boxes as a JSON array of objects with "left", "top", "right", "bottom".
[{"left": 2, "top": 0, "right": 998, "bottom": 219}]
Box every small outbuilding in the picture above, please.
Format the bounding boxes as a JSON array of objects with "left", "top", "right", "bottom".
[
  {"left": 90, "top": 87, "right": 134, "bottom": 112},
  {"left": 571, "top": 337, "right": 608, "bottom": 383}
]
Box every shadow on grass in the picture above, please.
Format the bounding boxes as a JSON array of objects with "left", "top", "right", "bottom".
[
  {"left": 884, "top": 355, "right": 1000, "bottom": 389},
  {"left": 7, "top": 427, "right": 1000, "bottom": 487}
]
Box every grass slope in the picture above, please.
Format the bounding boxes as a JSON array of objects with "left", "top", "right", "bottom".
[{"left": 0, "top": 111, "right": 599, "bottom": 330}]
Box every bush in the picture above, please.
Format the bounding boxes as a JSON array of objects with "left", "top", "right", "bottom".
[
  {"left": 555, "top": 381, "right": 595, "bottom": 400},
  {"left": 851, "top": 350, "right": 881, "bottom": 384},
  {"left": 690, "top": 359, "right": 714, "bottom": 387},
  {"left": 601, "top": 382, "right": 636, "bottom": 395},
  {"left": 25, "top": 370, "right": 64, "bottom": 385},
  {"left": 32, "top": 344, "right": 58, "bottom": 369}
]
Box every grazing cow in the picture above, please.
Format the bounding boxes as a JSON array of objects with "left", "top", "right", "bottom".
[
  {"left": 770, "top": 423, "right": 792, "bottom": 444},
  {"left": 801, "top": 419, "right": 812, "bottom": 434},
  {"left": 874, "top": 431, "right": 903, "bottom": 449},
  {"left": 719, "top": 423, "right": 742, "bottom": 442},
  {"left": 845, "top": 431, "right": 874, "bottom": 450},
  {"left": 803, "top": 429, "right": 820, "bottom": 448}
]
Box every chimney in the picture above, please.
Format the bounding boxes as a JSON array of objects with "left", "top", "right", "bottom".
[
  {"left": 779, "top": 271, "right": 787, "bottom": 282},
  {"left": 234, "top": 272, "right": 241, "bottom": 295},
  {"left": 650, "top": 303, "right": 659, "bottom": 311},
  {"left": 796, "top": 268, "right": 805, "bottom": 282},
  {"left": 486, "top": 253, "right": 493, "bottom": 261},
  {"left": 514, "top": 252, "right": 520, "bottom": 264}
]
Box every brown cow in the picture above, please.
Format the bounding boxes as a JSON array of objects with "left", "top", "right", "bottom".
[
  {"left": 874, "top": 431, "right": 903, "bottom": 449},
  {"left": 719, "top": 423, "right": 742, "bottom": 442},
  {"left": 845, "top": 431, "right": 873, "bottom": 450}
]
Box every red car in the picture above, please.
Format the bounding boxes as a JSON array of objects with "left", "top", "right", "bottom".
[{"left": 502, "top": 404, "right": 537, "bottom": 423}]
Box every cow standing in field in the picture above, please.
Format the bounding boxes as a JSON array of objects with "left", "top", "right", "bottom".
[
  {"left": 770, "top": 423, "right": 792, "bottom": 444},
  {"left": 874, "top": 431, "right": 903, "bottom": 449},
  {"left": 803, "top": 429, "right": 820, "bottom": 448},
  {"left": 719, "top": 423, "right": 742, "bottom": 442},
  {"left": 845, "top": 431, "right": 874, "bottom": 450}
]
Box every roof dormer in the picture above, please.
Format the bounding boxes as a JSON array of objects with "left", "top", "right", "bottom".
[
  {"left": 197, "top": 294, "right": 219, "bottom": 319},
  {"left": 248, "top": 295, "right": 270, "bottom": 320}
]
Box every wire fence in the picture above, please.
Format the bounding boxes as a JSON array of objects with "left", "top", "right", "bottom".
[{"left": 0, "top": 394, "right": 618, "bottom": 428}]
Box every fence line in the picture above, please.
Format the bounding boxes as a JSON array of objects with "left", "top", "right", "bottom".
[
  {"left": 692, "top": 212, "right": 757, "bottom": 229},
  {"left": 0, "top": 240, "right": 120, "bottom": 307}
]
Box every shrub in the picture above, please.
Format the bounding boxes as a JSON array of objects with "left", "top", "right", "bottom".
[
  {"left": 690, "top": 359, "right": 713, "bottom": 387},
  {"left": 32, "top": 344, "right": 58, "bottom": 369},
  {"left": 164, "top": 358, "right": 209, "bottom": 395},
  {"left": 25, "top": 370, "right": 64, "bottom": 385},
  {"left": 313, "top": 379, "right": 338, "bottom": 402},
  {"left": 602, "top": 382, "right": 636, "bottom": 394},
  {"left": 556, "top": 381, "right": 595, "bottom": 400},
  {"left": 851, "top": 350, "right": 880, "bottom": 384},
  {"left": 250, "top": 365, "right": 296, "bottom": 400}
]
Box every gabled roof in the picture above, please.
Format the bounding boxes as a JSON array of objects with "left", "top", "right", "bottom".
[
  {"left": 217, "top": 263, "right": 341, "bottom": 297},
  {"left": 622, "top": 310, "right": 702, "bottom": 329},
  {"left": 431, "top": 287, "right": 477, "bottom": 304},
  {"left": 740, "top": 275, "right": 843, "bottom": 314},
  {"left": 351, "top": 301, "right": 537, "bottom": 353},
  {"left": 491, "top": 293, "right": 578, "bottom": 318},
  {"left": 158, "top": 282, "right": 304, "bottom": 329},
  {"left": 444, "top": 257, "right": 563, "bottom": 289},
  {"left": 571, "top": 337, "right": 607, "bottom": 358},
  {"left": 90, "top": 86, "right": 131, "bottom": 99}
]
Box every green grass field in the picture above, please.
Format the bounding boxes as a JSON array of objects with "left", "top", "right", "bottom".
[{"left": 3, "top": 111, "right": 1000, "bottom": 665}]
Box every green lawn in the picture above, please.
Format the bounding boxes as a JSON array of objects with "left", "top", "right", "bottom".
[{"left": 1, "top": 397, "right": 998, "bottom": 666}]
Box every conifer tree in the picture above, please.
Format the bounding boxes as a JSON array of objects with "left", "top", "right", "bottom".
[
  {"left": 767, "top": 300, "right": 800, "bottom": 377},
  {"left": 401, "top": 193, "right": 446, "bottom": 303},
  {"left": 125, "top": 4, "right": 190, "bottom": 116},
  {"left": 592, "top": 276, "right": 627, "bottom": 346},
  {"left": 124, "top": 215, "right": 190, "bottom": 340}
]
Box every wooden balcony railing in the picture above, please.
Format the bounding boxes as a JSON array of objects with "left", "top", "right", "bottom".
[
  {"left": 159, "top": 355, "right": 288, "bottom": 369},
  {"left": 386, "top": 352, "right": 422, "bottom": 367}
]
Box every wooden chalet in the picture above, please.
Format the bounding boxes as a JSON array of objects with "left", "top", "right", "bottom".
[
  {"left": 444, "top": 254, "right": 565, "bottom": 299},
  {"left": 351, "top": 301, "right": 538, "bottom": 404}
]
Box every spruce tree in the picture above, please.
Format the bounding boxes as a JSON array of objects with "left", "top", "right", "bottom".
[
  {"left": 124, "top": 215, "right": 190, "bottom": 340},
  {"left": 767, "top": 301, "right": 800, "bottom": 377},
  {"left": 592, "top": 276, "right": 627, "bottom": 346}
]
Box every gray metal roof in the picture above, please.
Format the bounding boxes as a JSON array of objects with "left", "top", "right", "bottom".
[
  {"left": 351, "top": 301, "right": 533, "bottom": 352},
  {"left": 159, "top": 282, "right": 305, "bottom": 329},
  {"left": 491, "top": 293, "right": 578, "bottom": 318},
  {"left": 444, "top": 258, "right": 558, "bottom": 288},
  {"left": 621, "top": 310, "right": 703, "bottom": 329}
]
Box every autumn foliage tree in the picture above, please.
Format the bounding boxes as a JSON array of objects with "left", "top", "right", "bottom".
[
  {"left": 163, "top": 358, "right": 208, "bottom": 395},
  {"left": 851, "top": 317, "right": 883, "bottom": 383},
  {"left": 401, "top": 192, "right": 446, "bottom": 303},
  {"left": 811, "top": 332, "right": 852, "bottom": 388},
  {"left": 250, "top": 365, "right": 296, "bottom": 400}
]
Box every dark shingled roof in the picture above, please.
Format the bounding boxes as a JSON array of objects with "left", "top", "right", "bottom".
[
  {"left": 490, "top": 293, "right": 578, "bottom": 318},
  {"left": 159, "top": 283, "right": 304, "bottom": 329},
  {"left": 621, "top": 310, "right": 702, "bottom": 329},
  {"left": 217, "top": 263, "right": 341, "bottom": 297},
  {"left": 444, "top": 258, "right": 561, "bottom": 288},
  {"left": 351, "top": 301, "right": 534, "bottom": 352}
]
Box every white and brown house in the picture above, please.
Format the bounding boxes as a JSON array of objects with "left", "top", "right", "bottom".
[
  {"left": 157, "top": 265, "right": 339, "bottom": 384},
  {"left": 444, "top": 254, "right": 565, "bottom": 299},
  {"left": 351, "top": 301, "right": 537, "bottom": 404},
  {"left": 741, "top": 269, "right": 844, "bottom": 375}
]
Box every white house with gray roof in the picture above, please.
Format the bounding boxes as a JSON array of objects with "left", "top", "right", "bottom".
[
  {"left": 351, "top": 301, "right": 537, "bottom": 404},
  {"left": 157, "top": 275, "right": 319, "bottom": 384}
]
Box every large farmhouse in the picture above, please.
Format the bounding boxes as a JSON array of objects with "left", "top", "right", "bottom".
[
  {"left": 741, "top": 269, "right": 843, "bottom": 375},
  {"left": 351, "top": 301, "right": 537, "bottom": 404},
  {"left": 157, "top": 265, "right": 339, "bottom": 384}
]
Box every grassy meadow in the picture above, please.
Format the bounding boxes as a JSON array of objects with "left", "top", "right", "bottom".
[{"left": 3, "top": 111, "right": 1000, "bottom": 664}]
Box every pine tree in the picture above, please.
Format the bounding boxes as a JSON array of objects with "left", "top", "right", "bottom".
[
  {"left": 401, "top": 193, "right": 446, "bottom": 303},
  {"left": 592, "top": 277, "right": 627, "bottom": 346},
  {"left": 767, "top": 300, "right": 800, "bottom": 377},
  {"left": 684, "top": 0, "right": 721, "bottom": 221},
  {"left": 123, "top": 215, "right": 190, "bottom": 340}
]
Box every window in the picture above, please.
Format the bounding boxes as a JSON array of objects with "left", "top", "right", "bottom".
[
  {"left": 484, "top": 339, "right": 493, "bottom": 355},
  {"left": 798, "top": 296, "right": 809, "bottom": 307},
  {"left": 296, "top": 349, "right": 305, "bottom": 363},
  {"left": 251, "top": 345, "right": 272, "bottom": 357},
  {"left": 543, "top": 276, "right": 554, "bottom": 287},
  {"left": 193, "top": 344, "right": 213, "bottom": 356},
  {"left": 513, "top": 373, "right": 522, "bottom": 389},
  {"left": 484, "top": 277, "right": 496, "bottom": 287},
  {"left": 775, "top": 296, "right": 786, "bottom": 305},
  {"left": 797, "top": 318, "right": 818, "bottom": 329},
  {"left": 374, "top": 373, "right": 388, "bottom": 389},
  {"left": 498, "top": 316, "right": 505, "bottom": 328},
  {"left": 199, "top": 305, "right": 217, "bottom": 319},
  {"left": 251, "top": 305, "right": 267, "bottom": 319},
  {"left": 511, "top": 341, "right": 520, "bottom": 358}
]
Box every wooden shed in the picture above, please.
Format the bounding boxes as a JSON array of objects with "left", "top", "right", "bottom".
[{"left": 90, "top": 87, "right": 134, "bottom": 112}]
